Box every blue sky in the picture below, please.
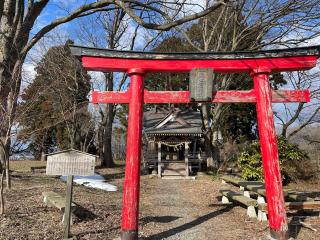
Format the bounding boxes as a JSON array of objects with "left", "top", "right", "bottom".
[{"left": 21, "top": 1, "right": 319, "bottom": 132}]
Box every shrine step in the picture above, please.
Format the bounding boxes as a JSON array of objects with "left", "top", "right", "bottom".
[
  {"left": 163, "top": 162, "right": 185, "bottom": 169},
  {"left": 162, "top": 176, "right": 196, "bottom": 180},
  {"left": 163, "top": 169, "right": 186, "bottom": 176},
  {"left": 162, "top": 163, "right": 186, "bottom": 176}
]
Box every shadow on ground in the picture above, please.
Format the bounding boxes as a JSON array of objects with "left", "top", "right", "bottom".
[
  {"left": 140, "top": 216, "right": 181, "bottom": 224},
  {"left": 140, "top": 206, "right": 233, "bottom": 240},
  {"left": 73, "top": 204, "right": 97, "bottom": 222}
]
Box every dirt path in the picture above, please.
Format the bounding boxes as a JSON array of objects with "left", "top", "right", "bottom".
[
  {"left": 0, "top": 166, "right": 319, "bottom": 240},
  {"left": 139, "top": 177, "right": 268, "bottom": 240},
  {"left": 141, "top": 179, "right": 209, "bottom": 239},
  {"left": 138, "top": 176, "right": 320, "bottom": 240}
]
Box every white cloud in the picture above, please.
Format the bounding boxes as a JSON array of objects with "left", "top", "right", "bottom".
[
  {"left": 21, "top": 63, "right": 37, "bottom": 93},
  {"left": 88, "top": 71, "right": 105, "bottom": 91},
  {"left": 22, "top": 63, "right": 36, "bottom": 81}
]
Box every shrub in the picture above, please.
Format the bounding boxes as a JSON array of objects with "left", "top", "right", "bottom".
[{"left": 237, "top": 137, "right": 315, "bottom": 183}]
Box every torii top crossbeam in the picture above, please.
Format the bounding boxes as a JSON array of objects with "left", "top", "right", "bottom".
[
  {"left": 71, "top": 45, "right": 319, "bottom": 73},
  {"left": 70, "top": 44, "right": 320, "bottom": 240}
]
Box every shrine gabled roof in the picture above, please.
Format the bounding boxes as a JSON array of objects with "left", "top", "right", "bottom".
[
  {"left": 70, "top": 44, "right": 320, "bottom": 60},
  {"left": 45, "top": 149, "right": 97, "bottom": 157},
  {"left": 143, "top": 108, "right": 203, "bottom": 135}
]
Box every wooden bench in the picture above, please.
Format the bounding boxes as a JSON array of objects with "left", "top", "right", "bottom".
[
  {"left": 220, "top": 189, "right": 258, "bottom": 218},
  {"left": 220, "top": 175, "right": 318, "bottom": 221},
  {"left": 221, "top": 175, "right": 313, "bottom": 201},
  {"left": 259, "top": 201, "right": 320, "bottom": 212},
  {"left": 42, "top": 191, "right": 77, "bottom": 223},
  {"left": 30, "top": 166, "right": 46, "bottom": 173}
]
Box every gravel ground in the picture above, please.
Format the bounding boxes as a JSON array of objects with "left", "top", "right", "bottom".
[{"left": 0, "top": 163, "right": 319, "bottom": 239}]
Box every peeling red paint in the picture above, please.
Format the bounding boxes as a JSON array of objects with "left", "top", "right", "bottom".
[
  {"left": 91, "top": 89, "right": 310, "bottom": 104},
  {"left": 77, "top": 50, "right": 320, "bottom": 240},
  {"left": 253, "top": 71, "right": 288, "bottom": 237},
  {"left": 82, "top": 55, "right": 317, "bottom": 73},
  {"left": 121, "top": 70, "right": 144, "bottom": 232}
]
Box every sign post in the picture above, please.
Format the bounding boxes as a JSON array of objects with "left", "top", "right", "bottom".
[
  {"left": 63, "top": 175, "right": 74, "bottom": 239},
  {"left": 46, "top": 149, "right": 96, "bottom": 239}
]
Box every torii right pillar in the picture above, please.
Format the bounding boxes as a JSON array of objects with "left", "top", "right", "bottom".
[{"left": 252, "top": 68, "right": 288, "bottom": 239}]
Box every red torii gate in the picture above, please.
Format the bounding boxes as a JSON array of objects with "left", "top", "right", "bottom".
[{"left": 70, "top": 45, "right": 319, "bottom": 240}]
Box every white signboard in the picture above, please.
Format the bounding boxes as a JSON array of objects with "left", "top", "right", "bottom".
[{"left": 46, "top": 150, "right": 95, "bottom": 176}]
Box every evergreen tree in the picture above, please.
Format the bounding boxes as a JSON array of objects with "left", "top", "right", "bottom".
[{"left": 18, "top": 41, "right": 95, "bottom": 158}]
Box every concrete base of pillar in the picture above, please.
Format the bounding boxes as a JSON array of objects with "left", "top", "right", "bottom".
[
  {"left": 259, "top": 235, "right": 293, "bottom": 240},
  {"left": 269, "top": 229, "right": 289, "bottom": 240},
  {"left": 121, "top": 230, "right": 138, "bottom": 240}
]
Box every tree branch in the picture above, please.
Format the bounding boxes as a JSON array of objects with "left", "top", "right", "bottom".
[{"left": 114, "top": 0, "right": 228, "bottom": 31}]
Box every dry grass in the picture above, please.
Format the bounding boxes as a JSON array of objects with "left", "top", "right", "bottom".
[
  {"left": 10, "top": 160, "right": 46, "bottom": 172},
  {"left": 0, "top": 160, "right": 319, "bottom": 239}
]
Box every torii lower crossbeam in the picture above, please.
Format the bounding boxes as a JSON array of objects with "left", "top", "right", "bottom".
[
  {"left": 92, "top": 89, "right": 310, "bottom": 104},
  {"left": 71, "top": 45, "right": 320, "bottom": 240}
]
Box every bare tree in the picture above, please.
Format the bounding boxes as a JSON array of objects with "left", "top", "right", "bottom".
[
  {"left": 174, "top": 0, "right": 320, "bottom": 168},
  {"left": 0, "top": 1, "right": 227, "bottom": 179},
  {"left": 75, "top": 9, "right": 166, "bottom": 167},
  {"left": 275, "top": 70, "right": 320, "bottom": 138},
  {"left": 0, "top": 169, "right": 4, "bottom": 215}
]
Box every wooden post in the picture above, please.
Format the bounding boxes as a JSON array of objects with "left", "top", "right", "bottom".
[
  {"left": 63, "top": 175, "right": 74, "bottom": 239},
  {"left": 185, "top": 142, "right": 189, "bottom": 177},
  {"left": 193, "top": 140, "right": 196, "bottom": 157},
  {"left": 158, "top": 142, "right": 162, "bottom": 178},
  {"left": 121, "top": 69, "right": 144, "bottom": 240},
  {"left": 252, "top": 69, "right": 288, "bottom": 240}
]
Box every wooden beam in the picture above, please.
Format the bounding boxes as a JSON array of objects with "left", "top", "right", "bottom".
[
  {"left": 220, "top": 189, "right": 258, "bottom": 207},
  {"left": 81, "top": 56, "right": 317, "bottom": 73},
  {"left": 91, "top": 89, "right": 310, "bottom": 104},
  {"left": 91, "top": 90, "right": 130, "bottom": 104},
  {"left": 121, "top": 70, "right": 144, "bottom": 239},
  {"left": 42, "top": 191, "right": 76, "bottom": 211},
  {"left": 259, "top": 201, "right": 320, "bottom": 211},
  {"left": 286, "top": 193, "right": 314, "bottom": 202},
  {"left": 185, "top": 142, "right": 189, "bottom": 177},
  {"left": 220, "top": 175, "right": 262, "bottom": 185},
  {"left": 70, "top": 44, "right": 320, "bottom": 60},
  {"left": 70, "top": 45, "right": 319, "bottom": 73},
  {"left": 158, "top": 142, "right": 161, "bottom": 178},
  {"left": 253, "top": 71, "right": 288, "bottom": 238},
  {"left": 64, "top": 175, "right": 74, "bottom": 239}
]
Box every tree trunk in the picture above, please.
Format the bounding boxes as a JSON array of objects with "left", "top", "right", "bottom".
[
  {"left": 0, "top": 169, "right": 4, "bottom": 215},
  {"left": 210, "top": 102, "right": 225, "bottom": 167},
  {"left": 0, "top": 69, "right": 10, "bottom": 172},
  {"left": 200, "top": 104, "right": 216, "bottom": 170},
  {"left": 0, "top": 5, "right": 26, "bottom": 186},
  {"left": 212, "top": 136, "right": 221, "bottom": 168},
  {"left": 102, "top": 120, "right": 114, "bottom": 167},
  {"left": 100, "top": 73, "right": 115, "bottom": 168},
  {"left": 0, "top": 139, "right": 10, "bottom": 189},
  {"left": 5, "top": 140, "right": 10, "bottom": 189},
  {"left": 0, "top": 121, "right": 11, "bottom": 189},
  {"left": 0, "top": 146, "right": 4, "bottom": 175}
]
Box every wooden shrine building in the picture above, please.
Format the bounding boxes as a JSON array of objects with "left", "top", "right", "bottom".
[{"left": 143, "top": 107, "right": 205, "bottom": 178}]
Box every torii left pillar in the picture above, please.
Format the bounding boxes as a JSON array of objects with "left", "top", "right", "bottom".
[{"left": 121, "top": 69, "right": 144, "bottom": 240}]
